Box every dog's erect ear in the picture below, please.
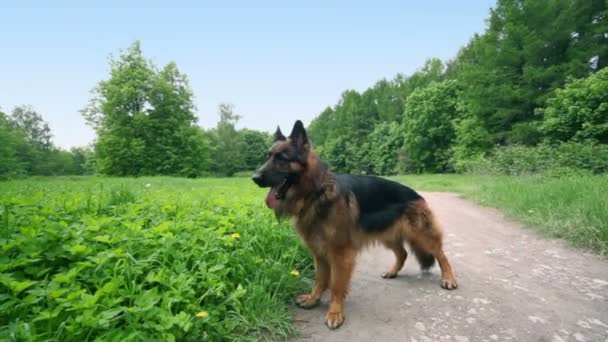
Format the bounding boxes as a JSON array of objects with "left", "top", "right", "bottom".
[
  {"left": 274, "top": 126, "right": 286, "bottom": 142},
  {"left": 289, "top": 120, "right": 308, "bottom": 148}
]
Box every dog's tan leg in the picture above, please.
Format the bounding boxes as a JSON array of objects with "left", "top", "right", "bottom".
[
  {"left": 411, "top": 201, "right": 458, "bottom": 290},
  {"left": 325, "top": 247, "right": 355, "bottom": 329},
  {"left": 432, "top": 247, "right": 458, "bottom": 290},
  {"left": 296, "top": 254, "right": 329, "bottom": 308},
  {"left": 415, "top": 235, "right": 458, "bottom": 290},
  {"left": 381, "top": 242, "right": 408, "bottom": 279}
]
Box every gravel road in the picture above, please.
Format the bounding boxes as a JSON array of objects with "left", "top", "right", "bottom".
[{"left": 292, "top": 192, "right": 608, "bottom": 342}]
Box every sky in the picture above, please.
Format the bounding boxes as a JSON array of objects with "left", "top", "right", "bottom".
[{"left": 0, "top": 0, "right": 496, "bottom": 149}]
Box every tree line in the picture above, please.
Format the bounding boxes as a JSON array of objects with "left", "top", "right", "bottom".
[
  {"left": 308, "top": 0, "right": 607, "bottom": 174},
  {"left": 1, "top": 42, "right": 271, "bottom": 179},
  {"left": 2, "top": 0, "right": 606, "bottom": 178},
  {"left": 0, "top": 106, "right": 94, "bottom": 178}
]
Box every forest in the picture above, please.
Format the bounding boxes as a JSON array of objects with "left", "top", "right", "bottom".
[
  {"left": 1, "top": 0, "right": 607, "bottom": 179},
  {"left": 308, "top": 0, "right": 608, "bottom": 175}
]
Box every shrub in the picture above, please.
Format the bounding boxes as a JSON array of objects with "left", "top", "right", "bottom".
[
  {"left": 459, "top": 142, "right": 608, "bottom": 175},
  {"left": 0, "top": 178, "right": 311, "bottom": 341},
  {"left": 540, "top": 68, "right": 608, "bottom": 144}
]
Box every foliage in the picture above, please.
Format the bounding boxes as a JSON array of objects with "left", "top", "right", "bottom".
[
  {"left": 308, "top": 59, "right": 447, "bottom": 174},
  {"left": 206, "top": 103, "right": 245, "bottom": 176},
  {"left": 359, "top": 122, "right": 403, "bottom": 175},
  {"left": 0, "top": 110, "right": 26, "bottom": 178},
  {"left": 539, "top": 67, "right": 608, "bottom": 143},
  {"left": 317, "top": 136, "right": 359, "bottom": 174},
  {"left": 81, "top": 42, "right": 205, "bottom": 177},
  {"left": 453, "top": 0, "right": 607, "bottom": 147},
  {"left": 240, "top": 129, "right": 271, "bottom": 171},
  {"left": 451, "top": 115, "right": 494, "bottom": 171},
  {"left": 0, "top": 177, "right": 312, "bottom": 341},
  {"left": 307, "top": 0, "right": 607, "bottom": 174},
  {"left": 403, "top": 80, "right": 459, "bottom": 173},
  {"left": 6, "top": 1, "right": 608, "bottom": 177},
  {"left": 457, "top": 142, "right": 608, "bottom": 175},
  {"left": 0, "top": 106, "right": 89, "bottom": 178}
]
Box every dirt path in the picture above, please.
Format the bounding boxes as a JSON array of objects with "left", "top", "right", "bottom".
[{"left": 292, "top": 192, "right": 608, "bottom": 342}]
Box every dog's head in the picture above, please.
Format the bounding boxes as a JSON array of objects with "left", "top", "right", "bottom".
[{"left": 252, "top": 120, "right": 310, "bottom": 208}]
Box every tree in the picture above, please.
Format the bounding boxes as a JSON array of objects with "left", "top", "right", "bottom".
[
  {"left": 208, "top": 103, "right": 245, "bottom": 176},
  {"left": 8, "top": 106, "right": 55, "bottom": 175},
  {"left": 240, "top": 129, "right": 271, "bottom": 171},
  {"left": 81, "top": 41, "right": 205, "bottom": 176},
  {"left": 319, "top": 137, "right": 357, "bottom": 173},
  {"left": 540, "top": 68, "right": 608, "bottom": 144},
  {"left": 403, "top": 80, "right": 460, "bottom": 173},
  {"left": 452, "top": 0, "right": 607, "bottom": 147},
  {"left": 362, "top": 122, "right": 403, "bottom": 175},
  {"left": 145, "top": 62, "right": 206, "bottom": 176},
  {"left": 308, "top": 107, "right": 335, "bottom": 147},
  {"left": 308, "top": 58, "right": 448, "bottom": 173},
  {"left": 70, "top": 145, "right": 96, "bottom": 175},
  {"left": 9, "top": 105, "right": 52, "bottom": 147},
  {"left": 0, "top": 109, "right": 27, "bottom": 178}
]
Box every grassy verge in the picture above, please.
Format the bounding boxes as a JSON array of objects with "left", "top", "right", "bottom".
[
  {"left": 1, "top": 174, "right": 606, "bottom": 341},
  {"left": 0, "top": 177, "right": 312, "bottom": 341},
  {"left": 393, "top": 174, "right": 608, "bottom": 255}
]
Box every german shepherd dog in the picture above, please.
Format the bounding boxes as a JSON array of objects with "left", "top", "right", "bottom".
[{"left": 252, "top": 120, "right": 458, "bottom": 330}]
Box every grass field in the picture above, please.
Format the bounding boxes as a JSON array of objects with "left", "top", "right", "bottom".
[
  {"left": 393, "top": 174, "right": 608, "bottom": 255},
  {"left": 1, "top": 174, "right": 606, "bottom": 341},
  {"left": 0, "top": 177, "right": 312, "bottom": 341}
]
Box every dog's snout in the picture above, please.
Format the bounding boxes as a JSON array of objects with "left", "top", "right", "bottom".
[{"left": 252, "top": 172, "right": 264, "bottom": 186}]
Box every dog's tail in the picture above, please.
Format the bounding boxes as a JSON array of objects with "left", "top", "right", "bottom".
[{"left": 412, "top": 243, "right": 436, "bottom": 270}]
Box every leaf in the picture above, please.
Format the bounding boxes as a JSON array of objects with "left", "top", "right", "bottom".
[
  {"left": 94, "top": 235, "right": 111, "bottom": 243},
  {"left": 134, "top": 288, "right": 160, "bottom": 311},
  {"left": 153, "top": 221, "right": 172, "bottom": 233},
  {"left": 208, "top": 264, "right": 225, "bottom": 273},
  {"left": 100, "top": 307, "right": 123, "bottom": 321},
  {"left": 0, "top": 273, "right": 37, "bottom": 295},
  {"left": 69, "top": 244, "right": 88, "bottom": 254}
]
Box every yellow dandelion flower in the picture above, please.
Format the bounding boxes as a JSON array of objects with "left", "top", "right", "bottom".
[
  {"left": 196, "top": 311, "right": 209, "bottom": 318},
  {"left": 290, "top": 270, "right": 300, "bottom": 276},
  {"left": 230, "top": 233, "right": 241, "bottom": 239}
]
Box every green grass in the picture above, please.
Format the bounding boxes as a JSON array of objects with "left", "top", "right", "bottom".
[
  {"left": 0, "top": 177, "right": 312, "bottom": 341},
  {"left": 393, "top": 174, "right": 608, "bottom": 255},
  {"left": 1, "top": 174, "right": 606, "bottom": 341}
]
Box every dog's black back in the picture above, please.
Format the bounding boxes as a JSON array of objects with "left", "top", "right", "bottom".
[{"left": 337, "top": 174, "right": 422, "bottom": 232}]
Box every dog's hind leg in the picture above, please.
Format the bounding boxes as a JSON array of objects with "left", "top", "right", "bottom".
[
  {"left": 421, "top": 225, "right": 458, "bottom": 290},
  {"left": 381, "top": 242, "right": 408, "bottom": 279},
  {"left": 409, "top": 200, "right": 458, "bottom": 290},
  {"left": 296, "top": 254, "right": 329, "bottom": 309},
  {"left": 433, "top": 247, "right": 458, "bottom": 290}
]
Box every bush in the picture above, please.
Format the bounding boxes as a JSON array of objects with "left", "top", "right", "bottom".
[
  {"left": 403, "top": 80, "right": 459, "bottom": 173},
  {"left": 540, "top": 67, "right": 608, "bottom": 144},
  {"left": 360, "top": 122, "right": 403, "bottom": 175},
  {"left": 459, "top": 142, "right": 608, "bottom": 175},
  {"left": 0, "top": 177, "right": 311, "bottom": 341}
]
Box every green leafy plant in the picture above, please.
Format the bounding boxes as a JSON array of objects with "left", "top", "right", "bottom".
[{"left": 0, "top": 177, "right": 312, "bottom": 341}]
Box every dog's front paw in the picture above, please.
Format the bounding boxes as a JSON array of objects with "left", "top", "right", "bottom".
[
  {"left": 381, "top": 271, "right": 398, "bottom": 279},
  {"left": 295, "top": 294, "right": 320, "bottom": 309},
  {"left": 441, "top": 277, "right": 458, "bottom": 290},
  {"left": 325, "top": 310, "right": 344, "bottom": 329}
]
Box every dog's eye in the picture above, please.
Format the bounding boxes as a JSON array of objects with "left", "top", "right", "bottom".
[{"left": 274, "top": 154, "right": 287, "bottom": 162}]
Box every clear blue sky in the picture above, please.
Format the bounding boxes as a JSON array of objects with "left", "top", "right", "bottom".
[{"left": 1, "top": 0, "right": 495, "bottom": 149}]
